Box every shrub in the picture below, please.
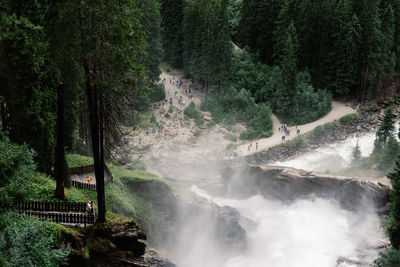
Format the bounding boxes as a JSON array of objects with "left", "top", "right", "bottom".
[
  {"left": 207, "top": 120, "right": 216, "bottom": 128},
  {"left": 339, "top": 114, "right": 357, "bottom": 123},
  {"left": 0, "top": 135, "right": 37, "bottom": 210},
  {"left": 184, "top": 102, "right": 198, "bottom": 119},
  {"left": 0, "top": 213, "right": 70, "bottom": 267},
  {"left": 168, "top": 106, "right": 174, "bottom": 113},
  {"left": 194, "top": 116, "right": 204, "bottom": 126},
  {"left": 312, "top": 125, "right": 326, "bottom": 137},
  {"left": 374, "top": 248, "right": 400, "bottom": 266},
  {"left": 224, "top": 134, "right": 238, "bottom": 142},
  {"left": 150, "top": 113, "right": 157, "bottom": 124},
  {"left": 148, "top": 84, "right": 166, "bottom": 103},
  {"left": 184, "top": 102, "right": 204, "bottom": 126},
  {"left": 202, "top": 87, "right": 273, "bottom": 140}
]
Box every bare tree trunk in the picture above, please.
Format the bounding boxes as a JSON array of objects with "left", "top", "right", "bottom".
[
  {"left": 1, "top": 100, "right": 7, "bottom": 131},
  {"left": 361, "top": 65, "right": 369, "bottom": 101},
  {"left": 85, "top": 61, "right": 106, "bottom": 223},
  {"left": 55, "top": 84, "right": 66, "bottom": 200}
]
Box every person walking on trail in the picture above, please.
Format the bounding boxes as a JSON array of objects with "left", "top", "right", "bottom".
[
  {"left": 145, "top": 129, "right": 149, "bottom": 135},
  {"left": 297, "top": 129, "right": 300, "bottom": 135},
  {"left": 256, "top": 142, "right": 258, "bottom": 150},
  {"left": 139, "top": 138, "right": 142, "bottom": 145},
  {"left": 87, "top": 176, "right": 92, "bottom": 184},
  {"left": 248, "top": 145, "right": 250, "bottom": 151}
]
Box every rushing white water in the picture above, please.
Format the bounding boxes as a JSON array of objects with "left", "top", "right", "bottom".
[
  {"left": 273, "top": 133, "right": 376, "bottom": 174},
  {"left": 190, "top": 186, "right": 384, "bottom": 267}
]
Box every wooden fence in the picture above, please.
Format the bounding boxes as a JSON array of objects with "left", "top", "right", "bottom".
[
  {"left": 18, "top": 210, "right": 95, "bottom": 226},
  {"left": 71, "top": 180, "right": 97, "bottom": 191},
  {"left": 17, "top": 201, "right": 88, "bottom": 213}
]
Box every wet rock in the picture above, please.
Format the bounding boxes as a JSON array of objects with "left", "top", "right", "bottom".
[
  {"left": 111, "top": 231, "right": 146, "bottom": 256},
  {"left": 223, "top": 165, "right": 391, "bottom": 211}
]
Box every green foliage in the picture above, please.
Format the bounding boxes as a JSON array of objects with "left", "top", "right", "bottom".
[
  {"left": 184, "top": 102, "right": 199, "bottom": 118},
  {"left": 202, "top": 87, "right": 272, "bottom": 140},
  {"left": 148, "top": 84, "right": 166, "bottom": 103},
  {"left": 0, "top": 213, "right": 70, "bottom": 267},
  {"left": 0, "top": 14, "right": 57, "bottom": 173},
  {"left": 168, "top": 106, "right": 174, "bottom": 113},
  {"left": 160, "top": 0, "right": 184, "bottom": 68},
  {"left": 0, "top": 136, "right": 37, "bottom": 210},
  {"left": 183, "top": 0, "right": 232, "bottom": 84},
  {"left": 227, "top": 0, "right": 242, "bottom": 39},
  {"left": 136, "top": 0, "right": 163, "bottom": 82},
  {"left": 374, "top": 247, "right": 400, "bottom": 267},
  {"left": 207, "top": 120, "right": 217, "bottom": 128},
  {"left": 184, "top": 102, "right": 204, "bottom": 126},
  {"left": 374, "top": 107, "right": 396, "bottom": 155},
  {"left": 224, "top": 134, "right": 238, "bottom": 142},
  {"left": 386, "top": 159, "right": 400, "bottom": 249},
  {"left": 313, "top": 125, "right": 326, "bottom": 137},
  {"left": 66, "top": 153, "right": 94, "bottom": 168},
  {"left": 340, "top": 114, "right": 357, "bottom": 123},
  {"left": 378, "top": 134, "right": 399, "bottom": 172},
  {"left": 352, "top": 142, "right": 362, "bottom": 166}
]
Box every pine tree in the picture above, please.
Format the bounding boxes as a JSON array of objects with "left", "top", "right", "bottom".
[
  {"left": 378, "top": 134, "right": 399, "bottom": 172},
  {"left": 330, "top": 1, "right": 361, "bottom": 95},
  {"left": 273, "top": 0, "right": 297, "bottom": 64},
  {"left": 380, "top": 4, "right": 396, "bottom": 77},
  {"left": 352, "top": 141, "right": 362, "bottom": 166},
  {"left": 275, "top": 21, "right": 299, "bottom": 120},
  {"left": 160, "top": 0, "right": 184, "bottom": 68},
  {"left": 0, "top": 13, "right": 57, "bottom": 174},
  {"left": 78, "top": 0, "right": 146, "bottom": 222},
  {"left": 137, "top": 0, "right": 163, "bottom": 82},
  {"left": 386, "top": 158, "right": 400, "bottom": 249},
  {"left": 358, "top": 0, "right": 385, "bottom": 98},
  {"left": 374, "top": 106, "right": 396, "bottom": 155}
]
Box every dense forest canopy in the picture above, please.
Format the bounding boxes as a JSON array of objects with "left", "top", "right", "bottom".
[{"left": 1, "top": 0, "right": 400, "bottom": 264}]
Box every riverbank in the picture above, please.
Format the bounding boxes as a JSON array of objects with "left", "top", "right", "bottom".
[{"left": 247, "top": 101, "right": 400, "bottom": 165}]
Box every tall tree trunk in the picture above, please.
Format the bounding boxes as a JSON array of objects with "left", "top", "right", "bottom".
[
  {"left": 97, "top": 87, "right": 106, "bottom": 222},
  {"left": 1, "top": 100, "right": 7, "bottom": 131},
  {"left": 361, "top": 65, "right": 369, "bottom": 101},
  {"left": 55, "top": 84, "right": 66, "bottom": 199},
  {"left": 85, "top": 61, "right": 106, "bottom": 223}
]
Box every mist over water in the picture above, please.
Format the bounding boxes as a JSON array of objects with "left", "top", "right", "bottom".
[
  {"left": 144, "top": 127, "right": 387, "bottom": 266},
  {"left": 190, "top": 186, "right": 384, "bottom": 267},
  {"left": 273, "top": 133, "right": 376, "bottom": 174}
]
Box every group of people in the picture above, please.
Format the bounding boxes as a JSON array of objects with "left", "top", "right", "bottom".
[
  {"left": 247, "top": 142, "right": 258, "bottom": 151},
  {"left": 279, "top": 124, "right": 301, "bottom": 142}
]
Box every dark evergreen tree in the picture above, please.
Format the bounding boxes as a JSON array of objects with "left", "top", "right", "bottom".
[
  {"left": 275, "top": 21, "right": 299, "bottom": 119},
  {"left": 352, "top": 141, "right": 362, "bottom": 166},
  {"left": 78, "top": 0, "right": 146, "bottom": 222},
  {"left": 374, "top": 106, "right": 396, "bottom": 155},
  {"left": 0, "top": 13, "right": 57, "bottom": 173},
  {"left": 330, "top": 1, "right": 361, "bottom": 95},
  {"left": 161, "top": 0, "right": 184, "bottom": 68},
  {"left": 273, "top": 0, "right": 297, "bottom": 63},
  {"left": 378, "top": 134, "right": 398, "bottom": 172},
  {"left": 137, "top": 0, "right": 163, "bottom": 82},
  {"left": 386, "top": 158, "right": 400, "bottom": 249}
]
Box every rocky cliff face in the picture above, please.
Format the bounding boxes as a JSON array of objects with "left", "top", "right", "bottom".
[
  {"left": 122, "top": 178, "right": 247, "bottom": 257},
  {"left": 63, "top": 218, "right": 175, "bottom": 267},
  {"left": 222, "top": 165, "right": 391, "bottom": 212}
]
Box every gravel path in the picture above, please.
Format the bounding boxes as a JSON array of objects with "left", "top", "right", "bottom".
[{"left": 237, "top": 101, "right": 357, "bottom": 156}]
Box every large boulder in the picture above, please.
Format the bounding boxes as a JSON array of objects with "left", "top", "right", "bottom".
[{"left": 222, "top": 165, "right": 391, "bottom": 211}]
